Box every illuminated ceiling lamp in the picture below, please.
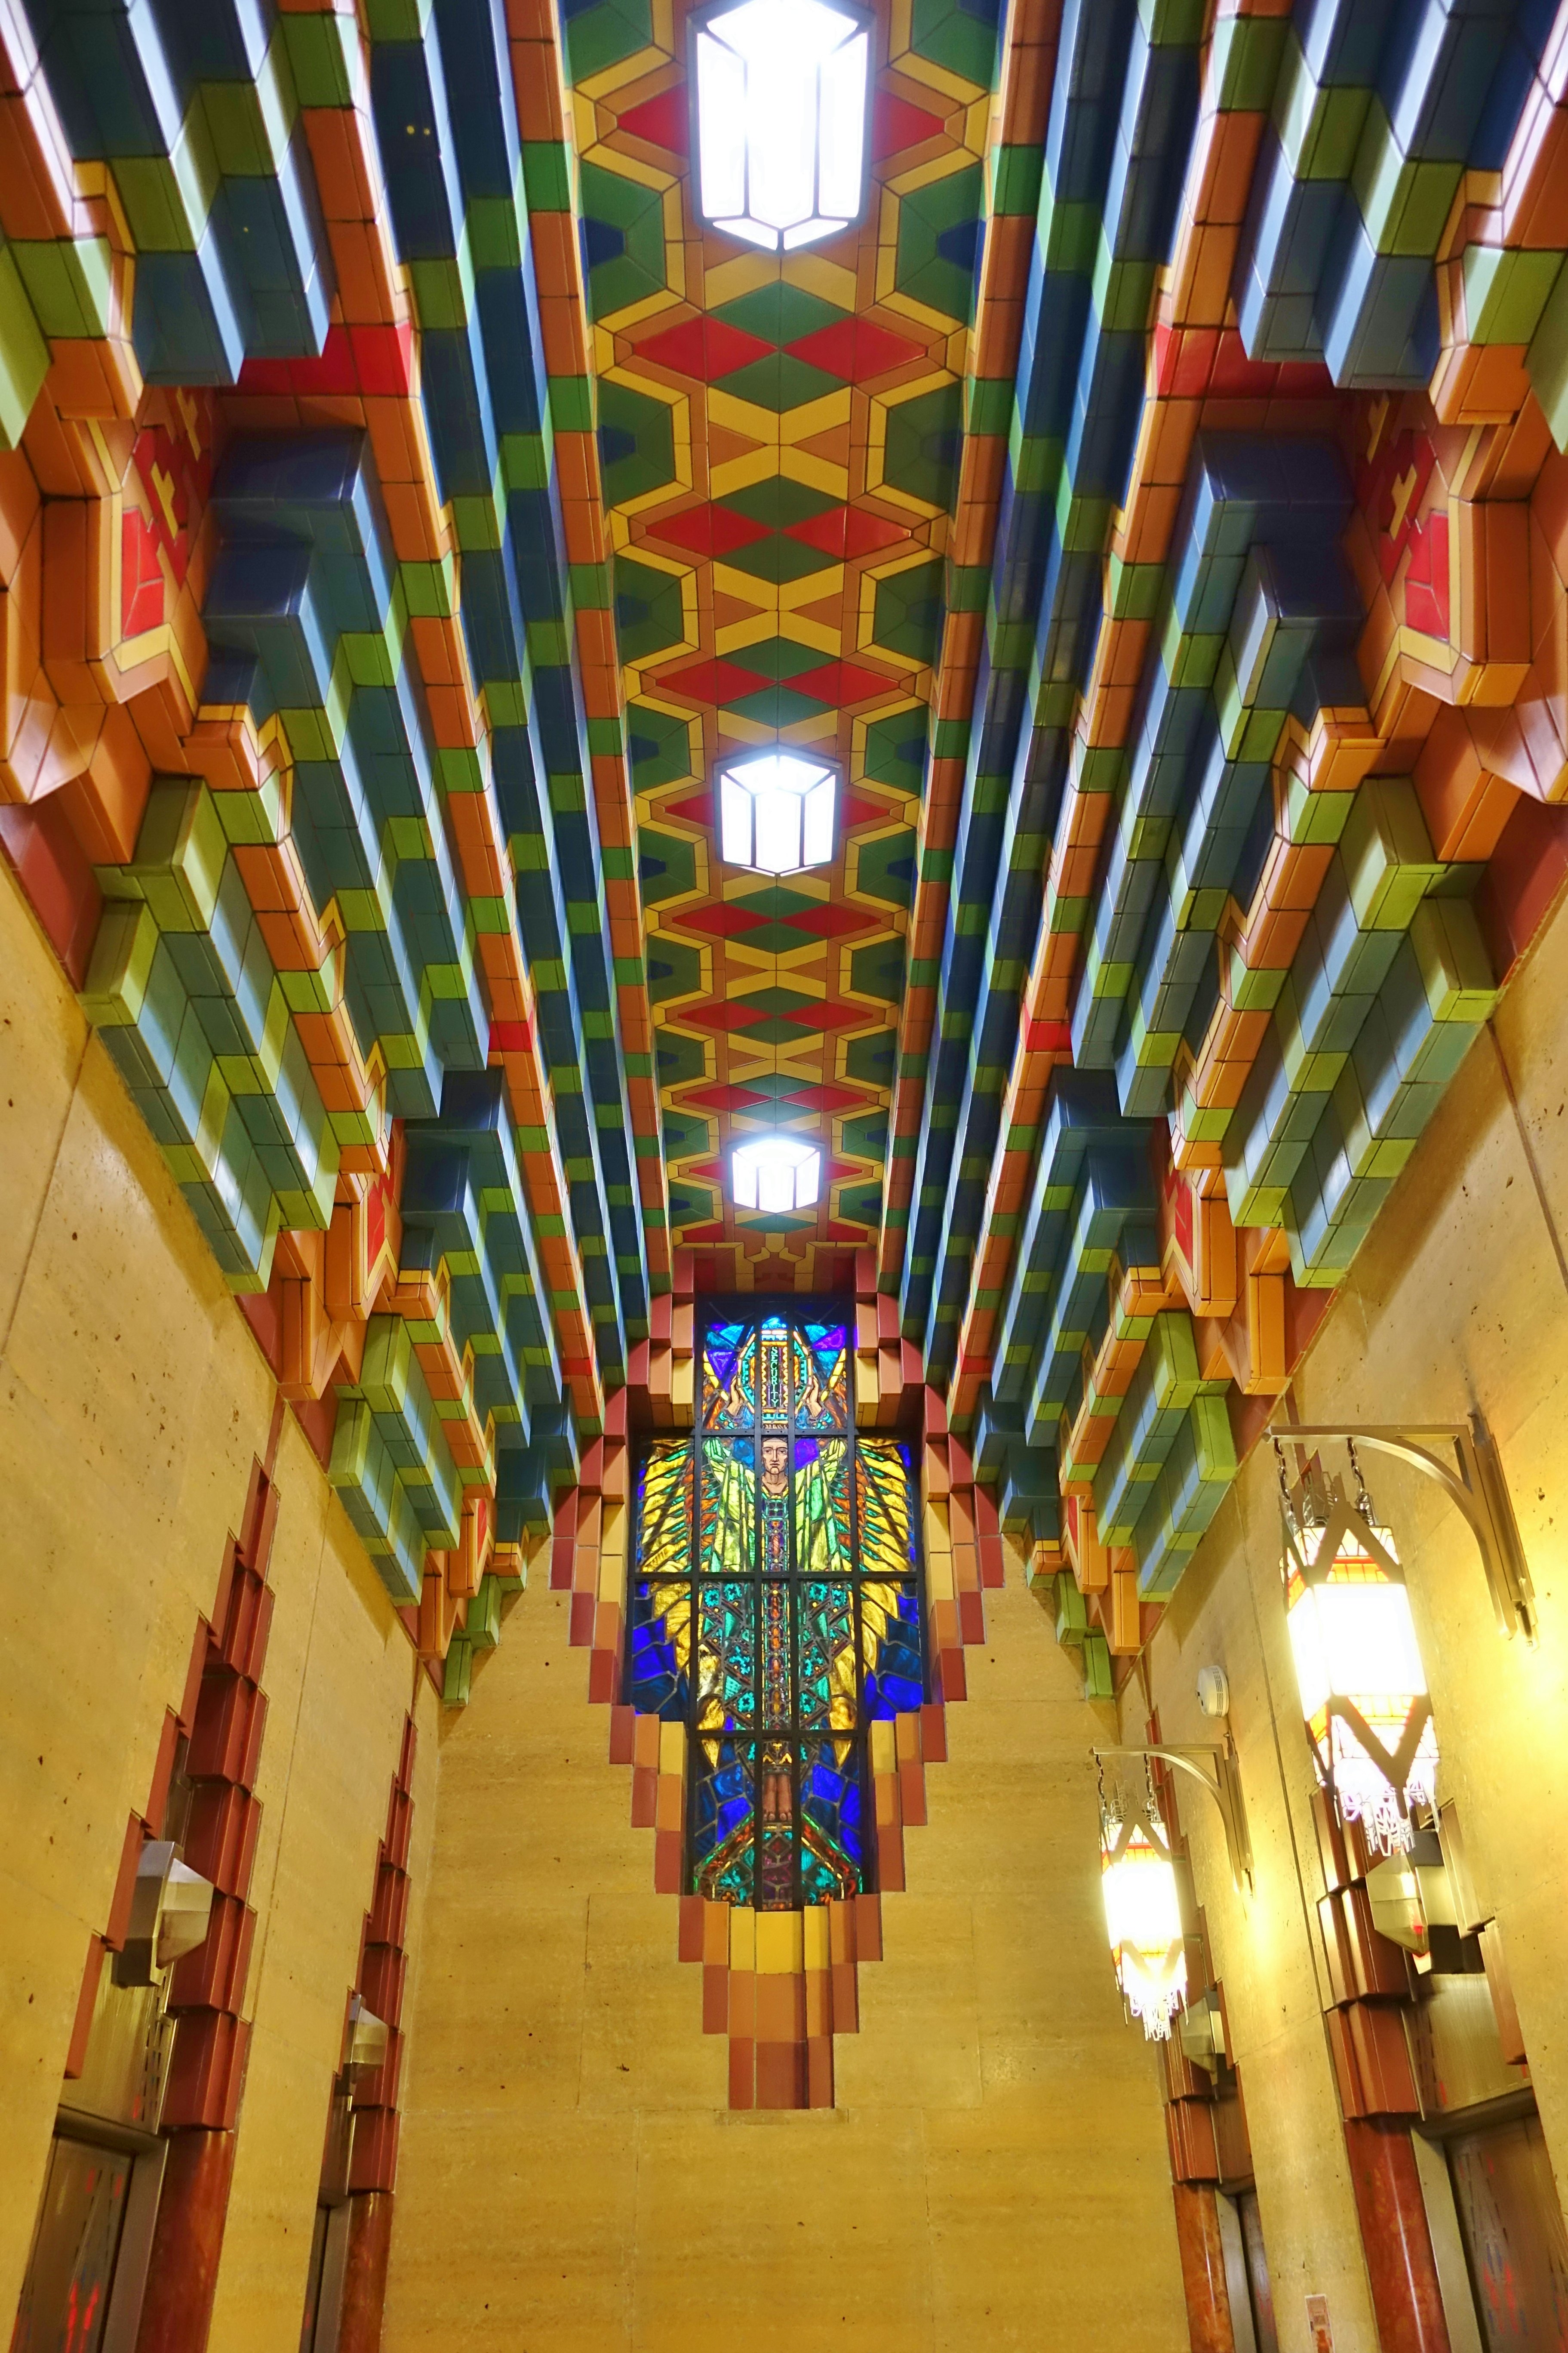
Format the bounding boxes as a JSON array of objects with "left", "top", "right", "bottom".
[
  {"left": 723, "top": 750, "right": 829, "bottom": 1217},
  {"left": 719, "top": 748, "right": 836, "bottom": 875},
  {"left": 1099, "top": 1768, "right": 1187, "bottom": 2041},
  {"left": 1276, "top": 1437, "right": 1438, "bottom": 1856},
  {"left": 732, "top": 1134, "right": 821, "bottom": 1213},
  {"left": 692, "top": 0, "right": 872, "bottom": 252}
]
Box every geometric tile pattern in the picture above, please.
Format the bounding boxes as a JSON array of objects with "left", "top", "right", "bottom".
[
  {"left": 11, "top": 0, "right": 1568, "bottom": 1712},
  {"left": 866, "top": 0, "right": 1568, "bottom": 1683},
  {"left": 567, "top": 0, "right": 996, "bottom": 1288}
]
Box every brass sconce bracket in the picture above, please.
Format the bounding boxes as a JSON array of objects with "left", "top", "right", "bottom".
[
  {"left": 1271, "top": 1413, "right": 1534, "bottom": 1644},
  {"left": 1093, "top": 1740, "right": 1254, "bottom": 1894}
]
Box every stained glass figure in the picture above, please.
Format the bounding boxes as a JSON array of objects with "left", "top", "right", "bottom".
[{"left": 627, "top": 1304, "right": 927, "bottom": 1910}]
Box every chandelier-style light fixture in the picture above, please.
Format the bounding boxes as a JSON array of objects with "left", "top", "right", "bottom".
[
  {"left": 692, "top": 0, "right": 871, "bottom": 253},
  {"left": 719, "top": 749, "right": 837, "bottom": 876},
  {"left": 1276, "top": 1438, "right": 1439, "bottom": 1856},
  {"left": 1099, "top": 1768, "right": 1188, "bottom": 2041}
]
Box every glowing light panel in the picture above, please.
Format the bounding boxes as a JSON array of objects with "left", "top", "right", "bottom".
[
  {"left": 732, "top": 1136, "right": 821, "bottom": 1213},
  {"left": 694, "top": 0, "right": 870, "bottom": 253},
  {"left": 718, "top": 750, "right": 836, "bottom": 874}
]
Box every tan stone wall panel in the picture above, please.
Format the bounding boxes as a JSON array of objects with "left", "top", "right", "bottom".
[{"left": 386, "top": 1576, "right": 1189, "bottom": 2351}]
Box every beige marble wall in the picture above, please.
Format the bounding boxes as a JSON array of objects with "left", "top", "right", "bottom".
[
  {"left": 1143, "top": 881, "right": 1568, "bottom": 2353},
  {"left": 0, "top": 859, "right": 430, "bottom": 2335},
  {"left": 386, "top": 1567, "right": 1190, "bottom": 2353}
]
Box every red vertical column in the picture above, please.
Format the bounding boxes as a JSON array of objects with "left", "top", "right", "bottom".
[
  {"left": 135, "top": 1451, "right": 280, "bottom": 2353},
  {"left": 336, "top": 1711, "right": 420, "bottom": 2351}
]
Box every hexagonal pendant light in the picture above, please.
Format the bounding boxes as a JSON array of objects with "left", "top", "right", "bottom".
[
  {"left": 692, "top": 0, "right": 872, "bottom": 253},
  {"left": 718, "top": 749, "right": 837, "bottom": 875},
  {"left": 732, "top": 1136, "right": 822, "bottom": 1213}
]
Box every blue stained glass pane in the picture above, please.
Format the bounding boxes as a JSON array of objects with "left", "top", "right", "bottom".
[
  {"left": 800, "top": 1738, "right": 863, "bottom": 1899},
  {"left": 692, "top": 1737, "right": 754, "bottom": 1903},
  {"left": 862, "top": 1581, "right": 925, "bottom": 1719},
  {"left": 630, "top": 1579, "right": 689, "bottom": 1719}
]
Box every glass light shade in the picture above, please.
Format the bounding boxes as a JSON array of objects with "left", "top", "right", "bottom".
[
  {"left": 1101, "top": 1819, "right": 1187, "bottom": 2041},
  {"left": 718, "top": 751, "right": 836, "bottom": 874},
  {"left": 732, "top": 1136, "right": 821, "bottom": 1213},
  {"left": 694, "top": 0, "right": 870, "bottom": 253},
  {"left": 1285, "top": 1518, "right": 1438, "bottom": 1855}
]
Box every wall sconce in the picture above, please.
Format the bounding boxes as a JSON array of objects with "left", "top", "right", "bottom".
[
  {"left": 346, "top": 1994, "right": 390, "bottom": 2078},
  {"left": 113, "top": 1840, "right": 215, "bottom": 1987},
  {"left": 1098, "top": 1763, "right": 1188, "bottom": 2041},
  {"left": 1272, "top": 1413, "right": 1533, "bottom": 1640},
  {"left": 1276, "top": 1438, "right": 1439, "bottom": 1857}
]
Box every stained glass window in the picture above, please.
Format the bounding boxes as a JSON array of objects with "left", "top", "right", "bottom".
[{"left": 628, "top": 1306, "right": 925, "bottom": 1910}]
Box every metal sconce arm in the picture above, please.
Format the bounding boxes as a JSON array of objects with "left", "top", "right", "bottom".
[
  {"left": 1093, "top": 1741, "right": 1254, "bottom": 1894},
  {"left": 1273, "top": 1412, "right": 1534, "bottom": 1644}
]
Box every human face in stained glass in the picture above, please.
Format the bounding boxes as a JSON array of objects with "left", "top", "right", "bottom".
[
  {"left": 759, "top": 1434, "right": 789, "bottom": 1495},
  {"left": 627, "top": 1303, "right": 927, "bottom": 1912}
]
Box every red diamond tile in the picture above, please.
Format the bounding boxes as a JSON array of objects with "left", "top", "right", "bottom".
[
  {"left": 785, "top": 506, "right": 910, "bottom": 561},
  {"left": 637, "top": 316, "right": 774, "bottom": 383},
  {"left": 655, "top": 657, "right": 770, "bottom": 705},
  {"left": 787, "top": 660, "right": 897, "bottom": 707},
  {"left": 644, "top": 504, "right": 772, "bottom": 559},
  {"left": 673, "top": 902, "right": 766, "bottom": 938},
  {"left": 780, "top": 1084, "right": 873, "bottom": 1112},
  {"left": 779, "top": 904, "right": 878, "bottom": 939},
  {"left": 873, "top": 91, "right": 947, "bottom": 159},
  {"left": 620, "top": 86, "right": 689, "bottom": 154},
  {"left": 785, "top": 319, "right": 925, "bottom": 383},
  {"left": 683, "top": 1084, "right": 775, "bottom": 1111}
]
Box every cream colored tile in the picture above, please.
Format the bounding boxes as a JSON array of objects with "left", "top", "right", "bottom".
[
  {"left": 578, "top": 1892, "right": 727, "bottom": 2112},
  {"left": 206, "top": 2025, "right": 334, "bottom": 2353},
  {"left": 630, "top": 2107, "right": 934, "bottom": 2353},
  {"left": 385, "top": 2113, "right": 636, "bottom": 2349},
  {"left": 926, "top": 2089, "right": 1187, "bottom": 2353},
  {"left": 0, "top": 865, "right": 89, "bottom": 1344}
]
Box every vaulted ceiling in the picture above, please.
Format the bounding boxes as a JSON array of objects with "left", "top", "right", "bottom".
[
  {"left": 8, "top": 0, "right": 1568, "bottom": 1689},
  {"left": 567, "top": 0, "right": 999, "bottom": 1292}
]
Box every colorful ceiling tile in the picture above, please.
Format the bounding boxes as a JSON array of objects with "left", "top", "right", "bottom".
[
  {"left": 10, "top": 0, "right": 1568, "bottom": 1717},
  {"left": 569, "top": 0, "right": 995, "bottom": 1289}
]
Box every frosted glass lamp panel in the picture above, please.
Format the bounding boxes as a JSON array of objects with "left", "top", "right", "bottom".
[
  {"left": 801, "top": 769, "right": 836, "bottom": 865},
  {"left": 1288, "top": 1578, "right": 1430, "bottom": 1720},
  {"left": 720, "top": 771, "right": 754, "bottom": 866},
  {"left": 695, "top": 31, "right": 746, "bottom": 219},
  {"left": 816, "top": 21, "right": 869, "bottom": 216},
  {"left": 753, "top": 760, "right": 805, "bottom": 872}
]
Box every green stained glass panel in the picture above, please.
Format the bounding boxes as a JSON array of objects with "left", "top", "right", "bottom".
[
  {"left": 797, "top": 1580, "right": 855, "bottom": 1731},
  {"left": 696, "top": 1582, "right": 756, "bottom": 1731},
  {"left": 858, "top": 1438, "right": 915, "bottom": 1577},
  {"left": 700, "top": 1434, "right": 755, "bottom": 1576},
  {"left": 794, "top": 1437, "right": 851, "bottom": 1577}
]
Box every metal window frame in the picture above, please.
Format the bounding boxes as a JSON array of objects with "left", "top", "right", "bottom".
[{"left": 627, "top": 1297, "right": 928, "bottom": 1910}]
